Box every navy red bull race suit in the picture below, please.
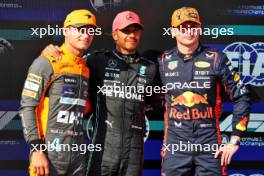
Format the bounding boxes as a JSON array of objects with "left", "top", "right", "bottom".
[{"left": 159, "top": 45, "right": 251, "bottom": 176}]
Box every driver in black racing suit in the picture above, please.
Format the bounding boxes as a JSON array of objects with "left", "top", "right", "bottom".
[{"left": 86, "top": 11, "right": 157, "bottom": 176}]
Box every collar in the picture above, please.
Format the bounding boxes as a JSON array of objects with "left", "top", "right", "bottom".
[
  {"left": 175, "top": 44, "right": 203, "bottom": 61},
  {"left": 112, "top": 49, "right": 140, "bottom": 63},
  {"left": 60, "top": 44, "right": 82, "bottom": 62}
]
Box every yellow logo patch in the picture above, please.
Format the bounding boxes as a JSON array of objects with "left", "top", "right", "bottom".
[
  {"left": 22, "top": 89, "right": 37, "bottom": 98},
  {"left": 234, "top": 73, "right": 240, "bottom": 82},
  {"left": 27, "top": 73, "right": 42, "bottom": 84},
  {"left": 194, "top": 61, "right": 210, "bottom": 68},
  {"left": 236, "top": 117, "right": 249, "bottom": 132}
]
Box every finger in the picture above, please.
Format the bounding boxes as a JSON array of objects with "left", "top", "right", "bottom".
[
  {"left": 221, "top": 148, "right": 227, "bottom": 166},
  {"left": 50, "top": 46, "right": 62, "bottom": 59},
  {"left": 227, "top": 151, "right": 233, "bottom": 165},
  {"left": 36, "top": 167, "right": 40, "bottom": 175},
  {"left": 44, "top": 165, "right": 50, "bottom": 176},
  {"left": 214, "top": 146, "right": 224, "bottom": 158},
  {"left": 55, "top": 45, "right": 63, "bottom": 53},
  {"left": 33, "top": 166, "right": 37, "bottom": 174},
  {"left": 224, "top": 151, "right": 230, "bottom": 166},
  {"left": 214, "top": 149, "right": 220, "bottom": 158},
  {"left": 39, "top": 166, "right": 44, "bottom": 176}
]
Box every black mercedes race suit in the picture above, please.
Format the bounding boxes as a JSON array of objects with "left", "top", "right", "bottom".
[
  {"left": 159, "top": 45, "right": 251, "bottom": 176},
  {"left": 85, "top": 50, "right": 156, "bottom": 176},
  {"left": 19, "top": 44, "right": 90, "bottom": 176}
]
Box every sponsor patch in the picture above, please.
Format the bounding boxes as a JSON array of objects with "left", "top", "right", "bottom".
[
  {"left": 82, "top": 80, "right": 88, "bottom": 86},
  {"left": 194, "top": 61, "right": 210, "bottom": 68},
  {"left": 62, "top": 86, "right": 78, "bottom": 96},
  {"left": 22, "top": 89, "right": 37, "bottom": 98},
  {"left": 24, "top": 81, "right": 40, "bottom": 92},
  {"left": 139, "top": 66, "right": 146, "bottom": 75},
  {"left": 60, "top": 97, "right": 86, "bottom": 107},
  {"left": 236, "top": 116, "right": 249, "bottom": 132},
  {"left": 64, "top": 76, "right": 77, "bottom": 85},
  {"left": 27, "top": 73, "right": 42, "bottom": 84},
  {"left": 168, "top": 61, "right": 178, "bottom": 70},
  {"left": 234, "top": 72, "right": 240, "bottom": 82}
]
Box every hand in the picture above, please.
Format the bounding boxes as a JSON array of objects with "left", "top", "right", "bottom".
[
  {"left": 41, "top": 44, "right": 63, "bottom": 60},
  {"left": 160, "top": 146, "right": 166, "bottom": 159},
  {"left": 214, "top": 143, "right": 239, "bottom": 166},
  {"left": 31, "top": 151, "right": 50, "bottom": 176}
]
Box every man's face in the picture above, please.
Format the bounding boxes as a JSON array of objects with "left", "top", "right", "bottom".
[
  {"left": 172, "top": 21, "right": 201, "bottom": 47},
  {"left": 112, "top": 24, "right": 142, "bottom": 54},
  {"left": 64, "top": 25, "right": 94, "bottom": 51}
]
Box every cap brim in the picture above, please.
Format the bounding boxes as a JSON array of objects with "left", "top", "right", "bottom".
[
  {"left": 119, "top": 23, "right": 144, "bottom": 30},
  {"left": 70, "top": 23, "right": 99, "bottom": 28},
  {"left": 172, "top": 19, "right": 201, "bottom": 27}
]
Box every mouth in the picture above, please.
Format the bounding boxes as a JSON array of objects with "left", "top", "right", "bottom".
[
  {"left": 126, "top": 40, "right": 137, "bottom": 43},
  {"left": 80, "top": 39, "right": 90, "bottom": 43}
]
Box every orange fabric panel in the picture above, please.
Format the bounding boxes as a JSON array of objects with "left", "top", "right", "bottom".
[{"left": 35, "top": 97, "right": 49, "bottom": 140}]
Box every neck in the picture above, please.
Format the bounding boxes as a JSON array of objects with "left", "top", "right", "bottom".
[
  {"left": 65, "top": 41, "right": 83, "bottom": 57},
  {"left": 116, "top": 46, "right": 136, "bottom": 55},
  {"left": 177, "top": 41, "right": 199, "bottom": 55}
]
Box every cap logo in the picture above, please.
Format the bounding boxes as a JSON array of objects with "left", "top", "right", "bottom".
[
  {"left": 188, "top": 13, "right": 197, "bottom": 18},
  {"left": 85, "top": 14, "right": 91, "bottom": 18},
  {"left": 177, "top": 14, "right": 181, "bottom": 20},
  {"left": 126, "top": 13, "right": 135, "bottom": 21}
]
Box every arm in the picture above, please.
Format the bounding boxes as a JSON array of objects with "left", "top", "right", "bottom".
[
  {"left": 219, "top": 54, "right": 251, "bottom": 138},
  {"left": 214, "top": 53, "right": 251, "bottom": 165},
  {"left": 19, "top": 56, "right": 53, "bottom": 175}
]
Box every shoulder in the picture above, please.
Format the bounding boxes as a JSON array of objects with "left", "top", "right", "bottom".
[
  {"left": 85, "top": 49, "right": 111, "bottom": 67},
  {"left": 202, "top": 47, "right": 229, "bottom": 68},
  {"left": 86, "top": 49, "right": 111, "bottom": 60},
  {"left": 29, "top": 56, "right": 53, "bottom": 71},
  {"left": 158, "top": 47, "right": 176, "bottom": 64},
  {"left": 139, "top": 55, "right": 155, "bottom": 66}
]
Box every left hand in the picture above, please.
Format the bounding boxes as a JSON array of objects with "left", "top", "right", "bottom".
[{"left": 214, "top": 143, "right": 239, "bottom": 166}]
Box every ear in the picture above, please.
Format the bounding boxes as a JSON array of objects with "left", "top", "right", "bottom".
[{"left": 112, "top": 31, "right": 118, "bottom": 41}]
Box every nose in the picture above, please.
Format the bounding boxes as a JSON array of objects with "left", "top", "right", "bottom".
[{"left": 128, "top": 31, "right": 136, "bottom": 37}]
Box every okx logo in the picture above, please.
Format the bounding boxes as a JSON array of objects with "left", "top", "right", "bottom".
[{"left": 223, "top": 42, "right": 264, "bottom": 86}]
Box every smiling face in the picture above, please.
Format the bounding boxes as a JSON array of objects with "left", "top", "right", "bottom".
[
  {"left": 172, "top": 21, "right": 201, "bottom": 47},
  {"left": 64, "top": 25, "right": 94, "bottom": 51},
  {"left": 112, "top": 24, "right": 142, "bottom": 55}
]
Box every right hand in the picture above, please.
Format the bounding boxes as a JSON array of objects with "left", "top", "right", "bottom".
[
  {"left": 31, "top": 151, "right": 50, "bottom": 176},
  {"left": 41, "top": 44, "right": 63, "bottom": 59}
]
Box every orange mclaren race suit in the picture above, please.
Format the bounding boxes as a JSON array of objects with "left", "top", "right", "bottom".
[
  {"left": 159, "top": 45, "right": 251, "bottom": 176},
  {"left": 19, "top": 44, "right": 90, "bottom": 176}
]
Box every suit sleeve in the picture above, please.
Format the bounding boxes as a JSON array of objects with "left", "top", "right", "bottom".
[
  {"left": 218, "top": 53, "right": 251, "bottom": 137},
  {"left": 19, "top": 56, "right": 53, "bottom": 147}
]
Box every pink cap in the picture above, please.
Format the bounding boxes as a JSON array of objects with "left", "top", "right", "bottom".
[{"left": 112, "top": 11, "right": 144, "bottom": 31}]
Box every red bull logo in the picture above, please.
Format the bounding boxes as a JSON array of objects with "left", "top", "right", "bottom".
[
  {"left": 170, "top": 91, "right": 212, "bottom": 120},
  {"left": 169, "top": 107, "right": 213, "bottom": 120},
  {"left": 171, "top": 91, "right": 208, "bottom": 107}
]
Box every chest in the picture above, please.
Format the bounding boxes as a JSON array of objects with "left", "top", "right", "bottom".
[{"left": 160, "top": 57, "right": 217, "bottom": 94}]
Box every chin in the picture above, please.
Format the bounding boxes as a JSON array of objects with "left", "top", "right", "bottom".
[
  {"left": 183, "top": 39, "right": 198, "bottom": 46},
  {"left": 126, "top": 44, "right": 138, "bottom": 51},
  {"left": 78, "top": 44, "right": 90, "bottom": 50}
]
